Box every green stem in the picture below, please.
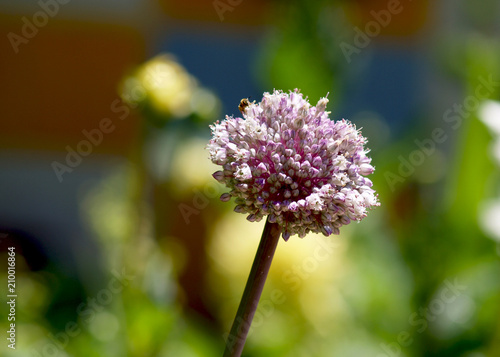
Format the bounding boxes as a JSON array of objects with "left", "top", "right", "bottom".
[{"left": 223, "top": 218, "right": 282, "bottom": 357}]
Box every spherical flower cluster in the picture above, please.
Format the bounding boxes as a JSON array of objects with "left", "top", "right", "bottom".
[{"left": 207, "top": 89, "right": 379, "bottom": 241}]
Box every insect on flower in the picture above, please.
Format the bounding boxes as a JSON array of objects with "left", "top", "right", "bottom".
[{"left": 238, "top": 98, "right": 251, "bottom": 114}]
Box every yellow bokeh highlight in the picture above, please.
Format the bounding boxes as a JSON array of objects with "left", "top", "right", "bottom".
[{"left": 207, "top": 211, "right": 352, "bottom": 338}]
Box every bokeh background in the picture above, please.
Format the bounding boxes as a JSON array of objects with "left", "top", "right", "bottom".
[{"left": 1, "top": 0, "right": 500, "bottom": 356}]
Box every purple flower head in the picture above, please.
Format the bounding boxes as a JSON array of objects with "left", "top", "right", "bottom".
[{"left": 207, "top": 89, "right": 379, "bottom": 241}]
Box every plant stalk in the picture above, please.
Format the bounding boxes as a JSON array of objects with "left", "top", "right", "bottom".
[{"left": 223, "top": 218, "right": 282, "bottom": 357}]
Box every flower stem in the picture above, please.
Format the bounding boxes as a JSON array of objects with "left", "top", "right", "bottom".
[{"left": 223, "top": 218, "right": 282, "bottom": 357}]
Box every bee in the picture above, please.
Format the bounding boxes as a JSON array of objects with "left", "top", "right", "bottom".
[{"left": 238, "top": 98, "right": 251, "bottom": 114}]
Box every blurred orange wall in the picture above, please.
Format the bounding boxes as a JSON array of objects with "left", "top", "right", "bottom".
[{"left": 0, "top": 14, "right": 145, "bottom": 154}]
